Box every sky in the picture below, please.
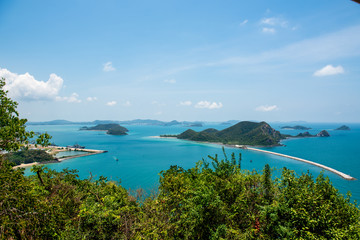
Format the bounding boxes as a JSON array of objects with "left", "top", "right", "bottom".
[{"left": 1, "top": 0, "right": 360, "bottom": 122}]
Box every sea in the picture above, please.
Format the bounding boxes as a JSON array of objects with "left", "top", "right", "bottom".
[{"left": 25, "top": 123, "right": 360, "bottom": 202}]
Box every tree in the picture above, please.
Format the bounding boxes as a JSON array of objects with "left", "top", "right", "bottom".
[
  {"left": 0, "top": 78, "right": 54, "bottom": 238},
  {"left": 0, "top": 77, "right": 50, "bottom": 152},
  {"left": 263, "top": 163, "right": 272, "bottom": 202}
]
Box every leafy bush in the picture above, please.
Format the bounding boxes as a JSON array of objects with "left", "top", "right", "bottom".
[
  {"left": 1, "top": 152, "right": 359, "bottom": 239},
  {"left": 5, "top": 149, "right": 55, "bottom": 165}
]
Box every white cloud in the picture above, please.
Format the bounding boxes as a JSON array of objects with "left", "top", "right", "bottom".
[
  {"left": 152, "top": 100, "right": 166, "bottom": 106},
  {"left": 0, "top": 68, "right": 63, "bottom": 101},
  {"left": 240, "top": 19, "right": 248, "bottom": 26},
  {"left": 313, "top": 65, "right": 344, "bottom": 77},
  {"left": 260, "top": 17, "right": 290, "bottom": 34},
  {"left": 86, "top": 97, "right": 98, "bottom": 102},
  {"left": 106, "top": 101, "right": 117, "bottom": 106},
  {"left": 56, "top": 93, "right": 81, "bottom": 103},
  {"left": 195, "top": 101, "right": 223, "bottom": 109},
  {"left": 164, "top": 79, "right": 176, "bottom": 84},
  {"left": 261, "top": 17, "right": 276, "bottom": 25},
  {"left": 123, "top": 100, "right": 131, "bottom": 107},
  {"left": 179, "top": 101, "right": 192, "bottom": 106},
  {"left": 255, "top": 105, "right": 279, "bottom": 112},
  {"left": 262, "top": 27, "right": 276, "bottom": 34},
  {"left": 103, "top": 62, "right": 115, "bottom": 72},
  {"left": 261, "top": 17, "right": 288, "bottom": 28}
]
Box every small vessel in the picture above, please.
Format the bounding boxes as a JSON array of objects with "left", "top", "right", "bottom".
[{"left": 67, "top": 143, "right": 85, "bottom": 149}]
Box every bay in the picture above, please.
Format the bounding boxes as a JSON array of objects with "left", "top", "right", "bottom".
[{"left": 25, "top": 123, "right": 360, "bottom": 202}]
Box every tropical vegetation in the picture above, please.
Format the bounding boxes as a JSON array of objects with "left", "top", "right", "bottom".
[
  {"left": 1, "top": 77, "right": 360, "bottom": 239},
  {"left": 4, "top": 148, "right": 55, "bottom": 165}
]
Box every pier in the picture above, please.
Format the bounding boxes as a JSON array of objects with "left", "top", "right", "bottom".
[
  {"left": 56, "top": 148, "right": 108, "bottom": 161},
  {"left": 235, "top": 145, "right": 356, "bottom": 180}
]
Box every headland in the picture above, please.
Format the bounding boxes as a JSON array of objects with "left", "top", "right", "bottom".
[{"left": 12, "top": 145, "right": 107, "bottom": 169}]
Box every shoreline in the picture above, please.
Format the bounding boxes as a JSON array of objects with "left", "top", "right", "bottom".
[
  {"left": 157, "top": 136, "right": 282, "bottom": 148},
  {"left": 158, "top": 136, "right": 356, "bottom": 181},
  {"left": 12, "top": 146, "right": 107, "bottom": 169},
  {"left": 13, "top": 162, "right": 39, "bottom": 169}
]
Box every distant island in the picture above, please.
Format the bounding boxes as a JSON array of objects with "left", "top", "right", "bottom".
[
  {"left": 335, "top": 125, "right": 351, "bottom": 131},
  {"left": 161, "top": 121, "right": 330, "bottom": 146},
  {"left": 28, "top": 119, "right": 204, "bottom": 127},
  {"left": 220, "top": 120, "right": 239, "bottom": 125},
  {"left": 294, "top": 130, "right": 330, "bottom": 138},
  {"left": 281, "top": 125, "right": 312, "bottom": 130},
  {"left": 80, "top": 124, "right": 129, "bottom": 135}
]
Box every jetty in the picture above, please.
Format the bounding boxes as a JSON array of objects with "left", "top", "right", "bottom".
[
  {"left": 236, "top": 146, "right": 355, "bottom": 180},
  {"left": 57, "top": 148, "right": 108, "bottom": 161}
]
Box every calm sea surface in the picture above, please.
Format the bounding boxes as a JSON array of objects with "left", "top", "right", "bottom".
[{"left": 25, "top": 123, "right": 360, "bottom": 202}]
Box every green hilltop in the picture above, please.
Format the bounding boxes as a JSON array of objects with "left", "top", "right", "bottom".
[
  {"left": 176, "top": 121, "right": 285, "bottom": 146},
  {"left": 80, "top": 124, "right": 129, "bottom": 135}
]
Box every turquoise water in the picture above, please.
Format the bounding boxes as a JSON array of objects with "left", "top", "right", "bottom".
[{"left": 25, "top": 123, "right": 360, "bottom": 201}]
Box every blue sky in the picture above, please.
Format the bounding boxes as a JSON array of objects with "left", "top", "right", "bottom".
[{"left": 1, "top": 0, "right": 360, "bottom": 122}]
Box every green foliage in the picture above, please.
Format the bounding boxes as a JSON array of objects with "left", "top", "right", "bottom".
[
  {"left": 176, "top": 121, "right": 284, "bottom": 146},
  {"left": 0, "top": 82, "right": 359, "bottom": 238},
  {"left": 81, "top": 123, "right": 128, "bottom": 135},
  {"left": 0, "top": 77, "right": 51, "bottom": 151},
  {"left": 106, "top": 125, "right": 129, "bottom": 135},
  {"left": 5, "top": 149, "right": 55, "bottom": 165},
  {"left": 261, "top": 169, "right": 360, "bottom": 239},
  {"left": 0, "top": 78, "right": 32, "bottom": 151},
  {"left": 1, "top": 153, "right": 359, "bottom": 239}
]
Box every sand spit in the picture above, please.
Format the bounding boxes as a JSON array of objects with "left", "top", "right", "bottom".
[
  {"left": 12, "top": 146, "right": 107, "bottom": 169},
  {"left": 237, "top": 146, "right": 356, "bottom": 181}
]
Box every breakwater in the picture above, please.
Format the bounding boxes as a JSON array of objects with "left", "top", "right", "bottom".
[
  {"left": 234, "top": 145, "right": 355, "bottom": 180},
  {"left": 57, "top": 148, "right": 107, "bottom": 161}
]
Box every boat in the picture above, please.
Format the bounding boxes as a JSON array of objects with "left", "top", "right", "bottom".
[{"left": 66, "top": 143, "right": 85, "bottom": 149}]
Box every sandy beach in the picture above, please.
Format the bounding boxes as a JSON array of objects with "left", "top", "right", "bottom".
[{"left": 13, "top": 162, "right": 39, "bottom": 169}]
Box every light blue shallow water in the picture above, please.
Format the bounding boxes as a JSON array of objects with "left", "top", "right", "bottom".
[{"left": 25, "top": 123, "right": 360, "bottom": 201}]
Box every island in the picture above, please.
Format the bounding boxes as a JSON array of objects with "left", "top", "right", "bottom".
[
  {"left": 316, "top": 130, "right": 330, "bottom": 137},
  {"left": 161, "top": 121, "right": 330, "bottom": 146},
  {"left": 28, "top": 119, "right": 205, "bottom": 127},
  {"left": 220, "top": 120, "right": 239, "bottom": 125},
  {"left": 80, "top": 123, "right": 129, "bottom": 135},
  {"left": 187, "top": 123, "right": 203, "bottom": 127},
  {"left": 281, "top": 125, "right": 312, "bottom": 130},
  {"left": 335, "top": 125, "right": 351, "bottom": 131},
  {"left": 293, "top": 130, "right": 330, "bottom": 138},
  {"left": 163, "top": 121, "right": 285, "bottom": 146}
]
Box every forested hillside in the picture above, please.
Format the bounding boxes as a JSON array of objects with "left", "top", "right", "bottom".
[{"left": 176, "top": 121, "right": 285, "bottom": 146}]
